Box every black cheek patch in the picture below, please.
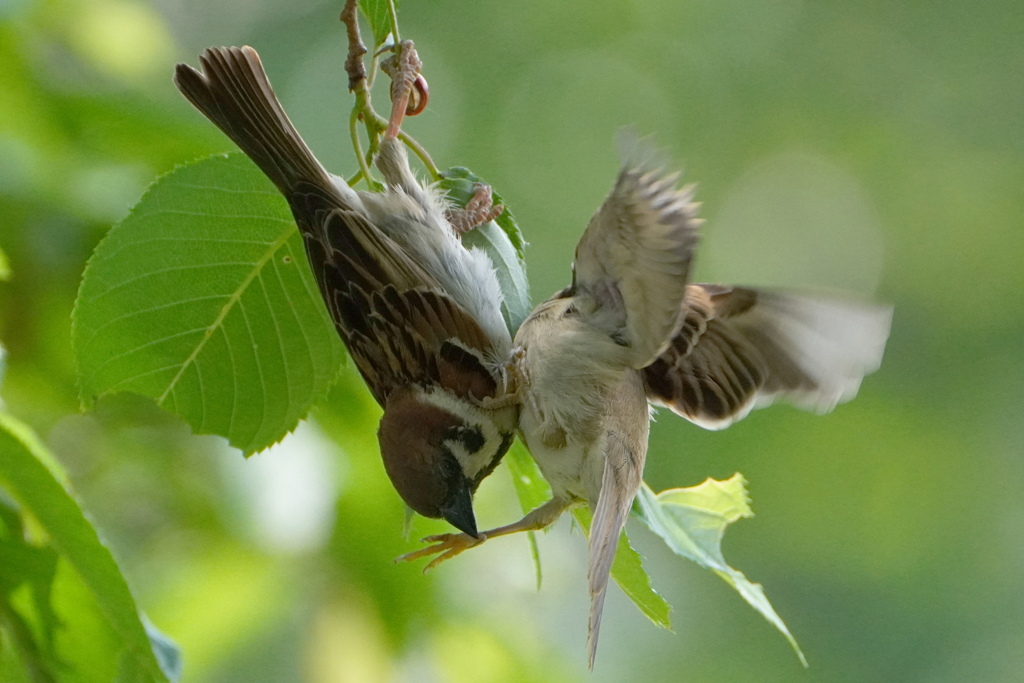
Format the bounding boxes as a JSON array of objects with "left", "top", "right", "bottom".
[
  {"left": 444, "top": 424, "right": 486, "bottom": 454},
  {"left": 471, "top": 432, "right": 515, "bottom": 490}
]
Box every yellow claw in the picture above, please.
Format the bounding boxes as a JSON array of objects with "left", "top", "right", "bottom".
[{"left": 395, "top": 532, "right": 487, "bottom": 571}]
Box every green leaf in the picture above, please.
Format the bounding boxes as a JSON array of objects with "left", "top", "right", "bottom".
[
  {"left": 0, "top": 507, "right": 60, "bottom": 683},
  {"left": 572, "top": 508, "right": 672, "bottom": 630},
  {"left": 504, "top": 437, "right": 670, "bottom": 626},
  {"left": 0, "top": 595, "right": 58, "bottom": 683},
  {"left": 504, "top": 440, "right": 548, "bottom": 589},
  {"left": 439, "top": 168, "right": 532, "bottom": 333},
  {"left": 72, "top": 154, "right": 346, "bottom": 455},
  {"left": 635, "top": 475, "right": 808, "bottom": 666},
  {"left": 0, "top": 528, "right": 61, "bottom": 643},
  {"left": 0, "top": 246, "right": 10, "bottom": 281},
  {"left": 360, "top": 0, "right": 399, "bottom": 46},
  {"left": 504, "top": 440, "right": 549, "bottom": 517},
  {"left": 438, "top": 168, "right": 527, "bottom": 262},
  {"left": 0, "top": 412, "right": 178, "bottom": 681},
  {"left": 140, "top": 618, "right": 182, "bottom": 683}
]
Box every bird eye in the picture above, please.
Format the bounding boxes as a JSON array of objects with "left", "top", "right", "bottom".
[{"left": 437, "top": 452, "right": 461, "bottom": 479}]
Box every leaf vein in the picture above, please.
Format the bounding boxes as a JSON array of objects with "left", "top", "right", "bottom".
[
  {"left": 262, "top": 265, "right": 293, "bottom": 417},
  {"left": 91, "top": 236, "right": 277, "bottom": 266},
  {"left": 79, "top": 296, "right": 228, "bottom": 360},
  {"left": 237, "top": 296, "right": 267, "bottom": 449},
  {"left": 83, "top": 326, "right": 209, "bottom": 390},
  {"left": 86, "top": 262, "right": 272, "bottom": 304},
  {"left": 156, "top": 227, "right": 294, "bottom": 407}
]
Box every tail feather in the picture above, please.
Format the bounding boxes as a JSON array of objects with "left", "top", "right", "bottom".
[
  {"left": 174, "top": 46, "right": 330, "bottom": 194},
  {"left": 587, "top": 489, "right": 629, "bottom": 670},
  {"left": 586, "top": 433, "right": 644, "bottom": 669}
]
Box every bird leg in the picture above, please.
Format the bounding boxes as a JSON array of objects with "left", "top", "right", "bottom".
[
  {"left": 447, "top": 183, "right": 505, "bottom": 235},
  {"left": 474, "top": 348, "right": 523, "bottom": 411},
  {"left": 380, "top": 41, "right": 423, "bottom": 138},
  {"left": 396, "top": 497, "right": 572, "bottom": 572}
]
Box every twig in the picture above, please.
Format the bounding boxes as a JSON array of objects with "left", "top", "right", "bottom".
[{"left": 341, "top": 0, "right": 439, "bottom": 185}]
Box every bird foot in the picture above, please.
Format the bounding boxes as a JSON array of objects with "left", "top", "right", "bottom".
[
  {"left": 396, "top": 532, "right": 487, "bottom": 572},
  {"left": 447, "top": 183, "right": 504, "bottom": 235},
  {"left": 380, "top": 41, "right": 424, "bottom": 138},
  {"left": 474, "top": 350, "right": 522, "bottom": 410}
]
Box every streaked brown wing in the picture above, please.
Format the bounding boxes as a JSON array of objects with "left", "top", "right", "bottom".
[
  {"left": 300, "top": 196, "right": 498, "bottom": 405},
  {"left": 643, "top": 284, "right": 892, "bottom": 429},
  {"left": 176, "top": 47, "right": 504, "bottom": 411}
]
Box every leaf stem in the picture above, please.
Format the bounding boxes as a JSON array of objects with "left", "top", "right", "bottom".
[
  {"left": 343, "top": 0, "right": 438, "bottom": 185},
  {"left": 349, "top": 106, "right": 375, "bottom": 187},
  {"left": 387, "top": 0, "right": 402, "bottom": 45},
  {"left": 366, "top": 48, "right": 379, "bottom": 88},
  {"left": 394, "top": 126, "right": 440, "bottom": 178}
]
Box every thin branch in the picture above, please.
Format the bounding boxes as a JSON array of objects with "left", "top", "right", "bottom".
[
  {"left": 386, "top": 0, "right": 402, "bottom": 45},
  {"left": 349, "top": 107, "right": 375, "bottom": 187}
]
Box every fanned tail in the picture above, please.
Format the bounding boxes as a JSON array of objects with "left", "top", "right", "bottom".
[{"left": 174, "top": 46, "right": 331, "bottom": 195}]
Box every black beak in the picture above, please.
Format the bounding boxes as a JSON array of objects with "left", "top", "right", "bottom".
[{"left": 441, "top": 479, "right": 479, "bottom": 538}]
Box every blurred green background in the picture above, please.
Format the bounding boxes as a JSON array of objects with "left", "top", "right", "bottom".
[{"left": 2, "top": 0, "right": 1022, "bottom": 681}]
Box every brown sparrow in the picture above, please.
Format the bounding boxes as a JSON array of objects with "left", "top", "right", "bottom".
[
  {"left": 402, "top": 144, "right": 892, "bottom": 667},
  {"left": 173, "top": 46, "right": 517, "bottom": 536}
]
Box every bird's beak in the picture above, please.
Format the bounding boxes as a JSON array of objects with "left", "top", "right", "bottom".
[{"left": 441, "top": 479, "right": 479, "bottom": 538}]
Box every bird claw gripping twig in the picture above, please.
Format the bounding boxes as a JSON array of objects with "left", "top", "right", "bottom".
[
  {"left": 380, "top": 41, "right": 423, "bottom": 138},
  {"left": 447, "top": 183, "right": 505, "bottom": 234}
]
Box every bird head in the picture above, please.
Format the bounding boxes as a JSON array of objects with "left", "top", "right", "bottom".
[{"left": 377, "top": 385, "right": 515, "bottom": 537}]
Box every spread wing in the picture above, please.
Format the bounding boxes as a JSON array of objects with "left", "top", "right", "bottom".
[
  {"left": 643, "top": 284, "right": 893, "bottom": 429},
  {"left": 570, "top": 142, "right": 702, "bottom": 368}
]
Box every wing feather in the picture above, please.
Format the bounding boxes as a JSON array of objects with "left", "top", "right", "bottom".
[
  {"left": 643, "top": 285, "right": 892, "bottom": 429},
  {"left": 176, "top": 46, "right": 504, "bottom": 411},
  {"left": 571, "top": 142, "right": 702, "bottom": 368},
  {"left": 308, "top": 208, "right": 499, "bottom": 405}
]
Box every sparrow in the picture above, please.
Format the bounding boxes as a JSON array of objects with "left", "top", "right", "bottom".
[
  {"left": 173, "top": 45, "right": 517, "bottom": 537},
  {"left": 402, "top": 142, "right": 892, "bottom": 667}
]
